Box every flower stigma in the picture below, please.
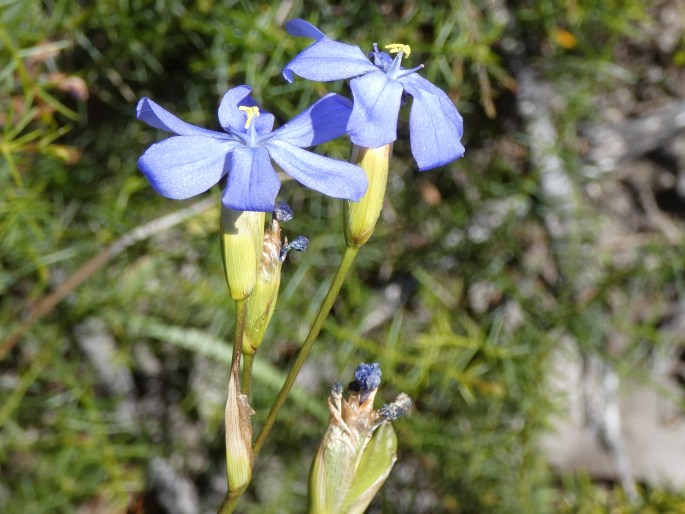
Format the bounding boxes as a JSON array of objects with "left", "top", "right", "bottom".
[{"left": 239, "top": 105, "right": 260, "bottom": 129}]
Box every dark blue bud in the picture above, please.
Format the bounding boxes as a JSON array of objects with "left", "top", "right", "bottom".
[
  {"left": 280, "top": 235, "right": 309, "bottom": 261},
  {"left": 379, "top": 402, "right": 403, "bottom": 421},
  {"left": 353, "top": 362, "right": 381, "bottom": 393},
  {"left": 379, "top": 393, "right": 412, "bottom": 421},
  {"left": 273, "top": 201, "right": 294, "bottom": 223},
  {"left": 289, "top": 236, "right": 309, "bottom": 252},
  {"left": 330, "top": 382, "right": 343, "bottom": 396}
]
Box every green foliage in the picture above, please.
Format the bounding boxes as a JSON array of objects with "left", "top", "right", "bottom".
[{"left": 2, "top": 0, "right": 685, "bottom": 513}]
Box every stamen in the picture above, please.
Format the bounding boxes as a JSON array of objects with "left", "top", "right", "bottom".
[
  {"left": 385, "top": 43, "right": 411, "bottom": 57},
  {"left": 239, "top": 105, "right": 260, "bottom": 129}
]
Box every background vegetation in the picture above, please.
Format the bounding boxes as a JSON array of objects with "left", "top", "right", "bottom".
[{"left": 2, "top": 0, "right": 685, "bottom": 513}]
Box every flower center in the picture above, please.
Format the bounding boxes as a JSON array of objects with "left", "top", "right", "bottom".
[
  {"left": 239, "top": 105, "right": 260, "bottom": 129},
  {"left": 371, "top": 42, "right": 424, "bottom": 80}
]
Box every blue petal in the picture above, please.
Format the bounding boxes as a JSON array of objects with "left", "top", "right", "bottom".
[
  {"left": 347, "top": 72, "right": 404, "bottom": 148},
  {"left": 283, "top": 37, "right": 377, "bottom": 83},
  {"left": 271, "top": 93, "right": 352, "bottom": 148},
  {"left": 218, "top": 85, "right": 275, "bottom": 135},
  {"left": 137, "top": 136, "right": 237, "bottom": 199},
  {"left": 401, "top": 74, "right": 465, "bottom": 170},
  {"left": 284, "top": 19, "right": 326, "bottom": 41},
  {"left": 137, "top": 97, "right": 225, "bottom": 137},
  {"left": 223, "top": 146, "right": 281, "bottom": 211},
  {"left": 265, "top": 139, "right": 367, "bottom": 201}
]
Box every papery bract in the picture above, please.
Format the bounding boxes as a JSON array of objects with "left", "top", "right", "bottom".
[{"left": 283, "top": 19, "right": 465, "bottom": 171}]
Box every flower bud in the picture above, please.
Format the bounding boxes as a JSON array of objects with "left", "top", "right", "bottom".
[
  {"left": 243, "top": 218, "right": 282, "bottom": 355},
  {"left": 243, "top": 205, "right": 309, "bottom": 354},
  {"left": 308, "top": 363, "right": 411, "bottom": 514},
  {"left": 220, "top": 207, "right": 265, "bottom": 301},
  {"left": 344, "top": 144, "right": 392, "bottom": 248},
  {"left": 224, "top": 368, "right": 254, "bottom": 492}
]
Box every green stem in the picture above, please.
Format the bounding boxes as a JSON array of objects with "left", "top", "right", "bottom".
[
  {"left": 218, "top": 484, "right": 247, "bottom": 514},
  {"left": 242, "top": 352, "right": 254, "bottom": 399},
  {"left": 252, "top": 244, "right": 360, "bottom": 457},
  {"left": 217, "top": 245, "right": 360, "bottom": 513}
]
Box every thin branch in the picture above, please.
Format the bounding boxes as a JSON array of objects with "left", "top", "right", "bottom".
[{"left": 1, "top": 198, "right": 215, "bottom": 359}]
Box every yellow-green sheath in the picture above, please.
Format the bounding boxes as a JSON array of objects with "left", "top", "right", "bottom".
[
  {"left": 220, "top": 207, "right": 265, "bottom": 301},
  {"left": 344, "top": 144, "right": 392, "bottom": 248}
]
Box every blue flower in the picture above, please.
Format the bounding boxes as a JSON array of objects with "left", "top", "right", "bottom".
[
  {"left": 136, "top": 85, "right": 368, "bottom": 212},
  {"left": 283, "top": 19, "right": 465, "bottom": 171}
]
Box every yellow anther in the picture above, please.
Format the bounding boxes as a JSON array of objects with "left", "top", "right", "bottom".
[
  {"left": 385, "top": 43, "right": 411, "bottom": 57},
  {"left": 239, "top": 105, "right": 260, "bottom": 129}
]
